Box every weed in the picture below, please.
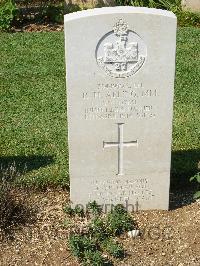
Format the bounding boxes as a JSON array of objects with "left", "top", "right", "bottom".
[
  {"left": 83, "top": 250, "right": 107, "bottom": 266},
  {"left": 68, "top": 234, "right": 97, "bottom": 260},
  {"left": 67, "top": 204, "right": 136, "bottom": 265},
  {"left": 74, "top": 205, "right": 85, "bottom": 217},
  {"left": 64, "top": 204, "right": 85, "bottom": 217},
  {"left": 101, "top": 238, "right": 124, "bottom": 258},
  {"left": 89, "top": 217, "right": 108, "bottom": 241},
  {"left": 106, "top": 204, "right": 134, "bottom": 236},
  {"left": 87, "top": 201, "right": 102, "bottom": 216},
  {"left": 63, "top": 205, "right": 74, "bottom": 216}
]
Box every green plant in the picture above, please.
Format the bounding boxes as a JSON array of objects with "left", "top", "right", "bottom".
[
  {"left": 158, "top": 0, "right": 182, "bottom": 13},
  {"left": 116, "top": 0, "right": 182, "bottom": 9},
  {"left": 0, "top": 0, "right": 17, "bottom": 31},
  {"left": 64, "top": 204, "right": 85, "bottom": 217},
  {"left": 68, "top": 234, "right": 97, "bottom": 260},
  {"left": 101, "top": 238, "right": 124, "bottom": 258},
  {"left": 116, "top": 0, "right": 167, "bottom": 8},
  {"left": 64, "top": 2, "right": 81, "bottom": 14},
  {"left": 74, "top": 205, "right": 85, "bottom": 217},
  {"left": 190, "top": 173, "right": 200, "bottom": 199},
  {"left": 68, "top": 203, "right": 136, "bottom": 265},
  {"left": 87, "top": 201, "right": 102, "bottom": 216},
  {"left": 89, "top": 217, "right": 108, "bottom": 241},
  {"left": 106, "top": 205, "right": 134, "bottom": 236},
  {"left": 63, "top": 205, "right": 74, "bottom": 216},
  {"left": 44, "top": 4, "right": 64, "bottom": 23},
  {"left": 68, "top": 234, "right": 83, "bottom": 259},
  {"left": 83, "top": 250, "right": 106, "bottom": 266}
]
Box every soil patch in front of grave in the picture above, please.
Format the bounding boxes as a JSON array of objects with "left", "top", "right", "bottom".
[{"left": 0, "top": 189, "right": 199, "bottom": 265}]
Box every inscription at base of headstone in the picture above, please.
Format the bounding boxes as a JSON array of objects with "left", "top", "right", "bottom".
[{"left": 65, "top": 7, "right": 177, "bottom": 210}]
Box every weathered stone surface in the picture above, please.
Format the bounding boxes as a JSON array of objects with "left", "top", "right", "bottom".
[
  {"left": 65, "top": 7, "right": 177, "bottom": 210},
  {"left": 182, "top": 0, "right": 200, "bottom": 12}
]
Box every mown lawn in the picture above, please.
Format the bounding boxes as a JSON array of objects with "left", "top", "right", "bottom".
[
  {"left": 0, "top": 28, "right": 199, "bottom": 188},
  {"left": 0, "top": 32, "right": 68, "bottom": 187}
]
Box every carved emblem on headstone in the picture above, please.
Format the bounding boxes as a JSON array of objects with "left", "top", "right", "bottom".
[{"left": 96, "top": 18, "right": 147, "bottom": 78}]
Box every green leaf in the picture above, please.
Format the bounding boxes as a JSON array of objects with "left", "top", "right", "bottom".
[
  {"left": 193, "top": 191, "right": 200, "bottom": 199},
  {"left": 190, "top": 173, "right": 200, "bottom": 183},
  {"left": 196, "top": 173, "right": 200, "bottom": 183},
  {"left": 190, "top": 176, "right": 196, "bottom": 181}
]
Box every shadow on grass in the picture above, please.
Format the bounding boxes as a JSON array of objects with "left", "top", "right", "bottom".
[
  {"left": 169, "top": 149, "right": 200, "bottom": 209},
  {"left": 171, "top": 149, "right": 200, "bottom": 190},
  {"left": 0, "top": 155, "right": 54, "bottom": 180}
]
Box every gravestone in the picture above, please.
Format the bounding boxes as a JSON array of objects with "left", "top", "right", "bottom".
[{"left": 64, "top": 7, "right": 177, "bottom": 210}]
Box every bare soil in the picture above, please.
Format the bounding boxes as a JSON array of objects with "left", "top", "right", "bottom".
[
  {"left": 11, "top": 23, "right": 64, "bottom": 33},
  {"left": 0, "top": 189, "right": 199, "bottom": 266}
]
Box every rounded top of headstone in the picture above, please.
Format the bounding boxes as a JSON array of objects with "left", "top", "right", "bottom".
[{"left": 64, "top": 6, "right": 177, "bottom": 22}]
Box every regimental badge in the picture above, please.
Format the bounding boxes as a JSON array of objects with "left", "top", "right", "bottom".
[{"left": 96, "top": 18, "right": 147, "bottom": 78}]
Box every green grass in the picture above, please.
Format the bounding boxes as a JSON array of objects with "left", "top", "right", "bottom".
[
  {"left": 0, "top": 28, "right": 199, "bottom": 189},
  {"left": 0, "top": 32, "right": 68, "bottom": 187},
  {"left": 172, "top": 27, "right": 200, "bottom": 188}
]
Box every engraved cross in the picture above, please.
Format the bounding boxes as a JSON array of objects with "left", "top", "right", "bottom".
[{"left": 103, "top": 123, "right": 138, "bottom": 176}]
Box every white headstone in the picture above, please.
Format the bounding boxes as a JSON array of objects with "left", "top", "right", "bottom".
[{"left": 64, "top": 7, "right": 177, "bottom": 210}]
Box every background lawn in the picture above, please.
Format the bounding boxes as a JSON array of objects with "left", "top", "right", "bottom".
[
  {"left": 0, "top": 32, "right": 68, "bottom": 187},
  {"left": 0, "top": 28, "right": 199, "bottom": 189}
]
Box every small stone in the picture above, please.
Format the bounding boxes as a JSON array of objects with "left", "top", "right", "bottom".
[{"left": 128, "top": 229, "right": 140, "bottom": 238}]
